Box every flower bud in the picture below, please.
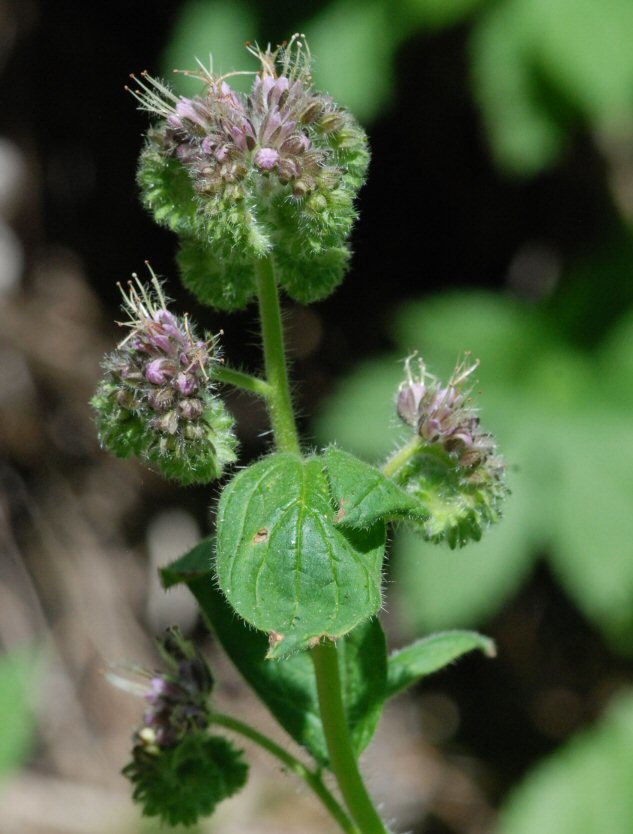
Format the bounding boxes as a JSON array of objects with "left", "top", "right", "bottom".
[
  {"left": 92, "top": 267, "right": 237, "bottom": 484},
  {"left": 111, "top": 628, "right": 248, "bottom": 827},
  {"left": 392, "top": 355, "right": 508, "bottom": 547},
  {"left": 131, "top": 35, "right": 369, "bottom": 309}
]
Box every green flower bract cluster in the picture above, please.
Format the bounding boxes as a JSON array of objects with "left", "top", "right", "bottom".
[{"left": 123, "top": 732, "right": 248, "bottom": 827}]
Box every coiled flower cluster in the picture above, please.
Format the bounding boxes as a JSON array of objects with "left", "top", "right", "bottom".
[
  {"left": 395, "top": 355, "right": 508, "bottom": 547},
  {"left": 130, "top": 35, "right": 369, "bottom": 309},
  {"left": 134, "top": 627, "right": 213, "bottom": 752},
  {"left": 92, "top": 269, "right": 237, "bottom": 484},
  {"left": 116, "top": 628, "right": 248, "bottom": 828}
]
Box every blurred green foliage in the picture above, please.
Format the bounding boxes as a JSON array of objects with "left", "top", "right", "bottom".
[
  {"left": 163, "top": 0, "right": 633, "bottom": 173},
  {"left": 315, "top": 291, "right": 633, "bottom": 652},
  {"left": 0, "top": 647, "right": 37, "bottom": 784},
  {"left": 496, "top": 690, "right": 633, "bottom": 833}
]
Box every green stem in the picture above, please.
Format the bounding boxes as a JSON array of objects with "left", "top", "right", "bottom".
[
  {"left": 382, "top": 435, "right": 423, "bottom": 479},
  {"left": 253, "top": 254, "right": 387, "bottom": 834},
  {"left": 254, "top": 255, "right": 300, "bottom": 454},
  {"left": 212, "top": 712, "right": 359, "bottom": 834},
  {"left": 214, "top": 364, "right": 271, "bottom": 397},
  {"left": 311, "top": 642, "right": 390, "bottom": 834}
]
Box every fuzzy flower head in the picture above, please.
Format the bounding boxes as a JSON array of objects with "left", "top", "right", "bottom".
[
  {"left": 395, "top": 354, "right": 508, "bottom": 547},
  {"left": 92, "top": 266, "right": 237, "bottom": 484},
  {"left": 131, "top": 36, "right": 370, "bottom": 309},
  {"left": 110, "top": 628, "right": 248, "bottom": 827}
]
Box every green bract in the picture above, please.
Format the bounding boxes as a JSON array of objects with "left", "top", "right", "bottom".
[
  {"left": 123, "top": 733, "right": 248, "bottom": 827},
  {"left": 215, "top": 453, "right": 386, "bottom": 658},
  {"left": 131, "top": 35, "right": 369, "bottom": 310}
]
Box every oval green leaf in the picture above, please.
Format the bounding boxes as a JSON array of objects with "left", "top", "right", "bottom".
[{"left": 216, "top": 453, "right": 386, "bottom": 658}]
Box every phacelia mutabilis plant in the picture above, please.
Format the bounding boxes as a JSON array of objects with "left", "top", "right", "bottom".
[{"left": 94, "top": 35, "right": 507, "bottom": 833}]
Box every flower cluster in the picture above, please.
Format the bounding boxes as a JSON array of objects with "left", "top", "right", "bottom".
[
  {"left": 92, "top": 269, "right": 237, "bottom": 484},
  {"left": 131, "top": 35, "right": 369, "bottom": 309},
  {"left": 134, "top": 626, "right": 213, "bottom": 752},
  {"left": 116, "top": 628, "right": 248, "bottom": 828},
  {"left": 395, "top": 355, "right": 508, "bottom": 547}
]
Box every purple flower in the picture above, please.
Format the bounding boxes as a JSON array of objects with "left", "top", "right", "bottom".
[
  {"left": 106, "top": 269, "right": 221, "bottom": 438},
  {"left": 128, "top": 35, "right": 335, "bottom": 198},
  {"left": 255, "top": 147, "right": 280, "bottom": 170},
  {"left": 396, "top": 354, "right": 507, "bottom": 480},
  {"left": 146, "top": 358, "right": 177, "bottom": 384},
  {"left": 176, "top": 372, "right": 197, "bottom": 395}
]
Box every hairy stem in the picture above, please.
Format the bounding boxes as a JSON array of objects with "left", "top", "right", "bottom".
[
  {"left": 255, "top": 255, "right": 300, "bottom": 454},
  {"left": 214, "top": 364, "right": 271, "bottom": 397},
  {"left": 212, "top": 712, "right": 359, "bottom": 834},
  {"left": 311, "top": 642, "right": 390, "bottom": 834},
  {"left": 254, "top": 254, "right": 387, "bottom": 834},
  {"left": 382, "top": 435, "right": 423, "bottom": 479}
]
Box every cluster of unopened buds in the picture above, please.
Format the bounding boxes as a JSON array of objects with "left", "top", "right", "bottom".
[
  {"left": 92, "top": 267, "right": 237, "bottom": 483},
  {"left": 394, "top": 354, "right": 508, "bottom": 545},
  {"left": 128, "top": 34, "right": 370, "bottom": 309},
  {"left": 133, "top": 627, "right": 213, "bottom": 753},
  {"left": 398, "top": 354, "right": 502, "bottom": 474}
]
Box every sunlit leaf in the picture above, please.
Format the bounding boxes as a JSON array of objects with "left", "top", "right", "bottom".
[{"left": 387, "top": 630, "right": 495, "bottom": 699}]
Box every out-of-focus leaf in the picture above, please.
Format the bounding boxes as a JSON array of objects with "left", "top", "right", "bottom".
[
  {"left": 386, "top": 630, "right": 495, "bottom": 699},
  {"left": 314, "top": 357, "right": 403, "bottom": 461},
  {"left": 470, "top": 0, "right": 633, "bottom": 174},
  {"left": 496, "top": 690, "right": 633, "bottom": 834},
  {"left": 526, "top": 0, "right": 633, "bottom": 126},
  {"left": 403, "top": 0, "right": 487, "bottom": 31},
  {"left": 0, "top": 647, "right": 38, "bottom": 781},
  {"left": 394, "top": 292, "right": 551, "bottom": 387},
  {"left": 470, "top": 1, "right": 567, "bottom": 175},
  {"left": 305, "top": 0, "right": 397, "bottom": 122},
  {"left": 162, "top": 1, "right": 257, "bottom": 96},
  {"left": 551, "top": 415, "right": 633, "bottom": 649},
  {"left": 600, "top": 309, "right": 633, "bottom": 407}
]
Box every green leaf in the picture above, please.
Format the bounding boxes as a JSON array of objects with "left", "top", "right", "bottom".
[
  {"left": 403, "top": 0, "right": 486, "bottom": 30},
  {"left": 305, "top": 0, "right": 397, "bottom": 122},
  {"left": 386, "top": 630, "right": 495, "bottom": 699},
  {"left": 315, "top": 358, "right": 403, "bottom": 460},
  {"left": 550, "top": 414, "right": 633, "bottom": 651},
  {"left": 162, "top": 541, "right": 387, "bottom": 764},
  {"left": 525, "top": 0, "right": 633, "bottom": 126},
  {"left": 0, "top": 647, "right": 38, "bottom": 782},
  {"left": 337, "top": 614, "right": 388, "bottom": 755},
  {"left": 496, "top": 691, "right": 633, "bottom": 834},
  {"left": 470, "top": 0, "right": 568, "bottom": 174},
  {"left": 162, "top": 0, "right": 257, "bottom": 96},
  {"left": 324, "top": 446, "right": 423, "bottom": 528},
  {"left": 215, "top": 453, "right": 385, "bottom": 658}
]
